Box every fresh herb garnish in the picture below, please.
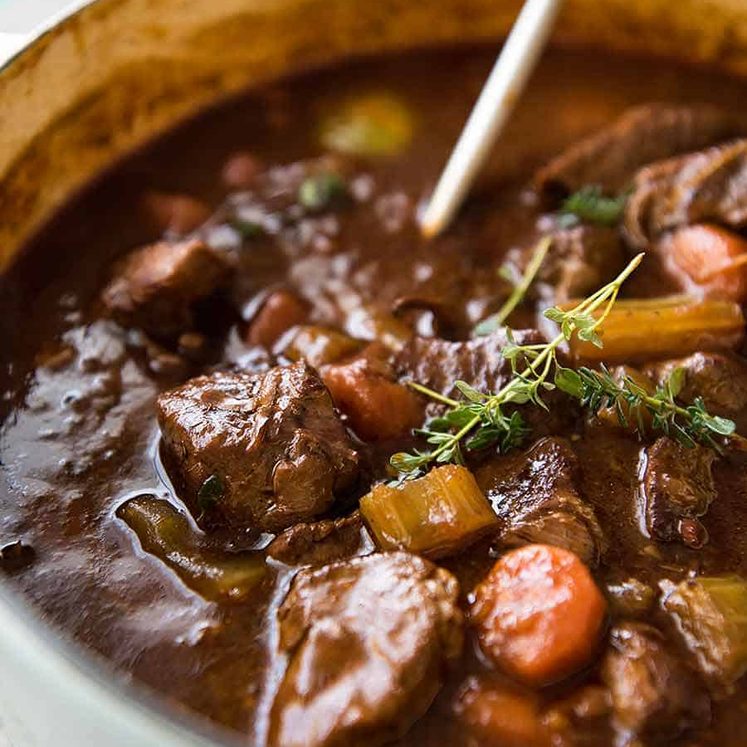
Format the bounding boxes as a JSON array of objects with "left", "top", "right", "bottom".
[
  {"left": 556, "top": 365, "right": 735, "bottom": 451},
  {"left": 298, "top": 172, "right": 348, "bottom": 213},
  {"left": 391, "top": 250, "right": 736, "bottom": 478},
  {"left": 473, "top": 237, "right": 551, "bottom": 336},
  {"left": 559, "top": 185, "right": 628, "bottom": 227},
  {"left": 390, "top": 254, "right": 645, "bottom": 477},
  {"left": 197, "top": 474, "right": 224, "bottom": 512},
  {"left": 231, "top": 218, "right": 264, "bottom": 239}
]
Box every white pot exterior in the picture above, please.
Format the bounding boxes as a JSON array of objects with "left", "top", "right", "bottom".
[{"left": 0, "top": 587, "right": 234, "bottom": 747}]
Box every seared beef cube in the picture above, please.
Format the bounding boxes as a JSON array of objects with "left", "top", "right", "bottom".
[
  {"left": 476, "top": 437, "right": 605, "bottom": 566},
  {"left": 602, "top": 623, "right": 711, "bottom": 742},
  {"left": 535, "top": 104, "right": 743, "bottom": 198},
  {"left": 395, "top": 330, "right": 576, "bottom": 436},
  {"left": 606, "top": 577, "right": 657, "bottom": 618},
  {"left": 640, "top": 437, "right": 716, "bottom": 544},
  {"left": 625, "top": 139, "right": 747, "bottom": 248},
  {"left": 661, "top": 576, "right": 747, "bottom": 691},
  {"left": 539, "top": 225, "right": 626, "bottom": 304},
  {"left": 395, "top": 328, "right": 543, "bottom": 400},
  {"left": 268, "top": 552, "right": 463, "bottom": 747},
  {"left": 101, "top": 238, "right": 230, "bottom": 338},
  {"left": 156, "top": 361, "right": 359, "bottom": 533},
  {"left": 266, "top": 512, "right": 370, "bottom": 567},
  {"left": 646, "top": 352, "right": 747, "bottom": 417}
]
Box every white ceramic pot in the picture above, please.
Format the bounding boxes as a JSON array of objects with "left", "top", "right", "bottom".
[{"left": 2, "top": 1, "right": 747, "bottom": 745}]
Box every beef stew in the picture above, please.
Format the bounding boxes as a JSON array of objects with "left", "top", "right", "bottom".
[{"left": 4, "top": 45, "right": 747, "bottom": 746}]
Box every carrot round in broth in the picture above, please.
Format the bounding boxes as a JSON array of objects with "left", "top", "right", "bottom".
[
  {"left": 668, "top": 223, "right": 747, "bottom": 303},
  {"left": 469, "top": 544, "right": 607, "bottom": 687}
]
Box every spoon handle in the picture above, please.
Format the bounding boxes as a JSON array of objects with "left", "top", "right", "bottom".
[{"left": 420, "top": 0, "right": 564, "bottom": 238}]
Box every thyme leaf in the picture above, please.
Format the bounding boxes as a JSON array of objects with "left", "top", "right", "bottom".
[
  {"left": 559, "top": 185, "right": 628, "bottom": 227},
  {"left": 556, "top": 365, "right": 736, "bottom": 452},
  {"left": 390, "top": 253, "right": 644, "bottom": 477}
]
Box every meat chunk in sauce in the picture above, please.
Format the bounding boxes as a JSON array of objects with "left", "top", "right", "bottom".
[
  {"left": 101, "top": 238, "right": 230, "bottom": 338},
  {"left": 624, "top": 139, "right": 747, "bottom": 248},
  {"left": 156, "top": 361, "right": 360, "bottom": 533},
  {"left": 476, "top": 437, "right": 605, "bottom": 567},
  {"left": 266, "top": 512, "right": 371, "bottom": 567},
  {"left": 395, "top": 328, "right": 543, "bottom": 400},
  {"left": 535, "top": 104, "right": 744, "bottom": 198},
  {"left": 640, "top": 437, "right": 716, "bottom": 545},
  {"left": 602, "top": 622, "right": 711, "bottom": 743},
  {"left": 396, "top": 331, "right": 576, "bottom": 435},
  {"left": 645, "top": 352, "right": 747, "bottom": 417},
  {"left": 538, "top": 224, "right": 626, "bottom": 303},
  {"left": 268, "top": 552, "right": 463, "bottom": 747}
]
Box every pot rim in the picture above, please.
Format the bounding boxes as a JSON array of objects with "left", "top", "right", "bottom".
[{"left": 0, "top": 0, "right": 94, "bottom": 68}]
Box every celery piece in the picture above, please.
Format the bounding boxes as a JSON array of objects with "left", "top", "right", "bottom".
[
  {"left": 118, "top": 496, "right": 266, "bottom": 601},
  {"left": 563, "top": 296, "right": 745, "bottom": 363},
  {"left": 360, "top": 465, "right": 499, "bottom": 559}
]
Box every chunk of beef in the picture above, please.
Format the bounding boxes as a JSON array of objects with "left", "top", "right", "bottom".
[
  {"left": 266, "top": 512, "right": 371, "bottom": 567},
  {"left": 538, "top": 224, "right": 626, "bottom": 303},
  {"left": 268, "top": 552, "right": 463, "bottom": 747},
  {"left": 101, "top": 238, "right": 230, "bottom": 338},
  {"left": 640, "top": 437, "right": 716, "bottom": 544},
  {"left": 156, "top": 361, "right": 359, "bottom": 533},
  {"left": 661, "top": 576, "right": 747, "bottom": 692},
  {"left": 624, "top": 139, "right": 747, "bottom": 248},
  {"left": 395, "top": 328, "right": 543, "bottom": 399},
  {"left": 602, "top": 623, "right": 711, "bottom": 743},
  {"left": 534, "top": 104, "right": 744, "bottom": 198},
  {"left": 395, "top": 330, "right": 576, "bottom": 436},
  {"left": 606, "top": 577, "right": 656, "bottom": 618},
  {"left": 476, "top": 437, "right": 605, "bottom": 566},
  {"left": 645, "top": 352, "right": 747, "bottom": 417}
]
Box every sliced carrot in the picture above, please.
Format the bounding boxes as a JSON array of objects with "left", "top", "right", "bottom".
[
  {"left": 244, "top": 290, "right": 309, "bottom": 349},
  {"left": 667, "top": 223, "right": 747, "bottom": 303},
  {"left": 470, "top": 544, "right": 607, "bottom": 687},
  {"left": 454, "top": 676, "right": 551, "bottom": 747},
  {"left": 322, "top": 349, "right": 424, "bottom": 441}
]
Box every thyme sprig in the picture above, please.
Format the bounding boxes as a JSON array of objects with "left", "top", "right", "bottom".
[
  {"left": 473, "top": 236, "right": 551, "bottom": 337},
  {"left": 391, "top": 252, "right": 738, "bottom": 478},
  {"left": 559, "top": 185, "right": 628, "bottom": 227},
  {"left": 557, "top": 365, "right": 735, "bottom": 451},
  {"left": 390, "top": 253, "right": 644, "bottom": 477}
]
